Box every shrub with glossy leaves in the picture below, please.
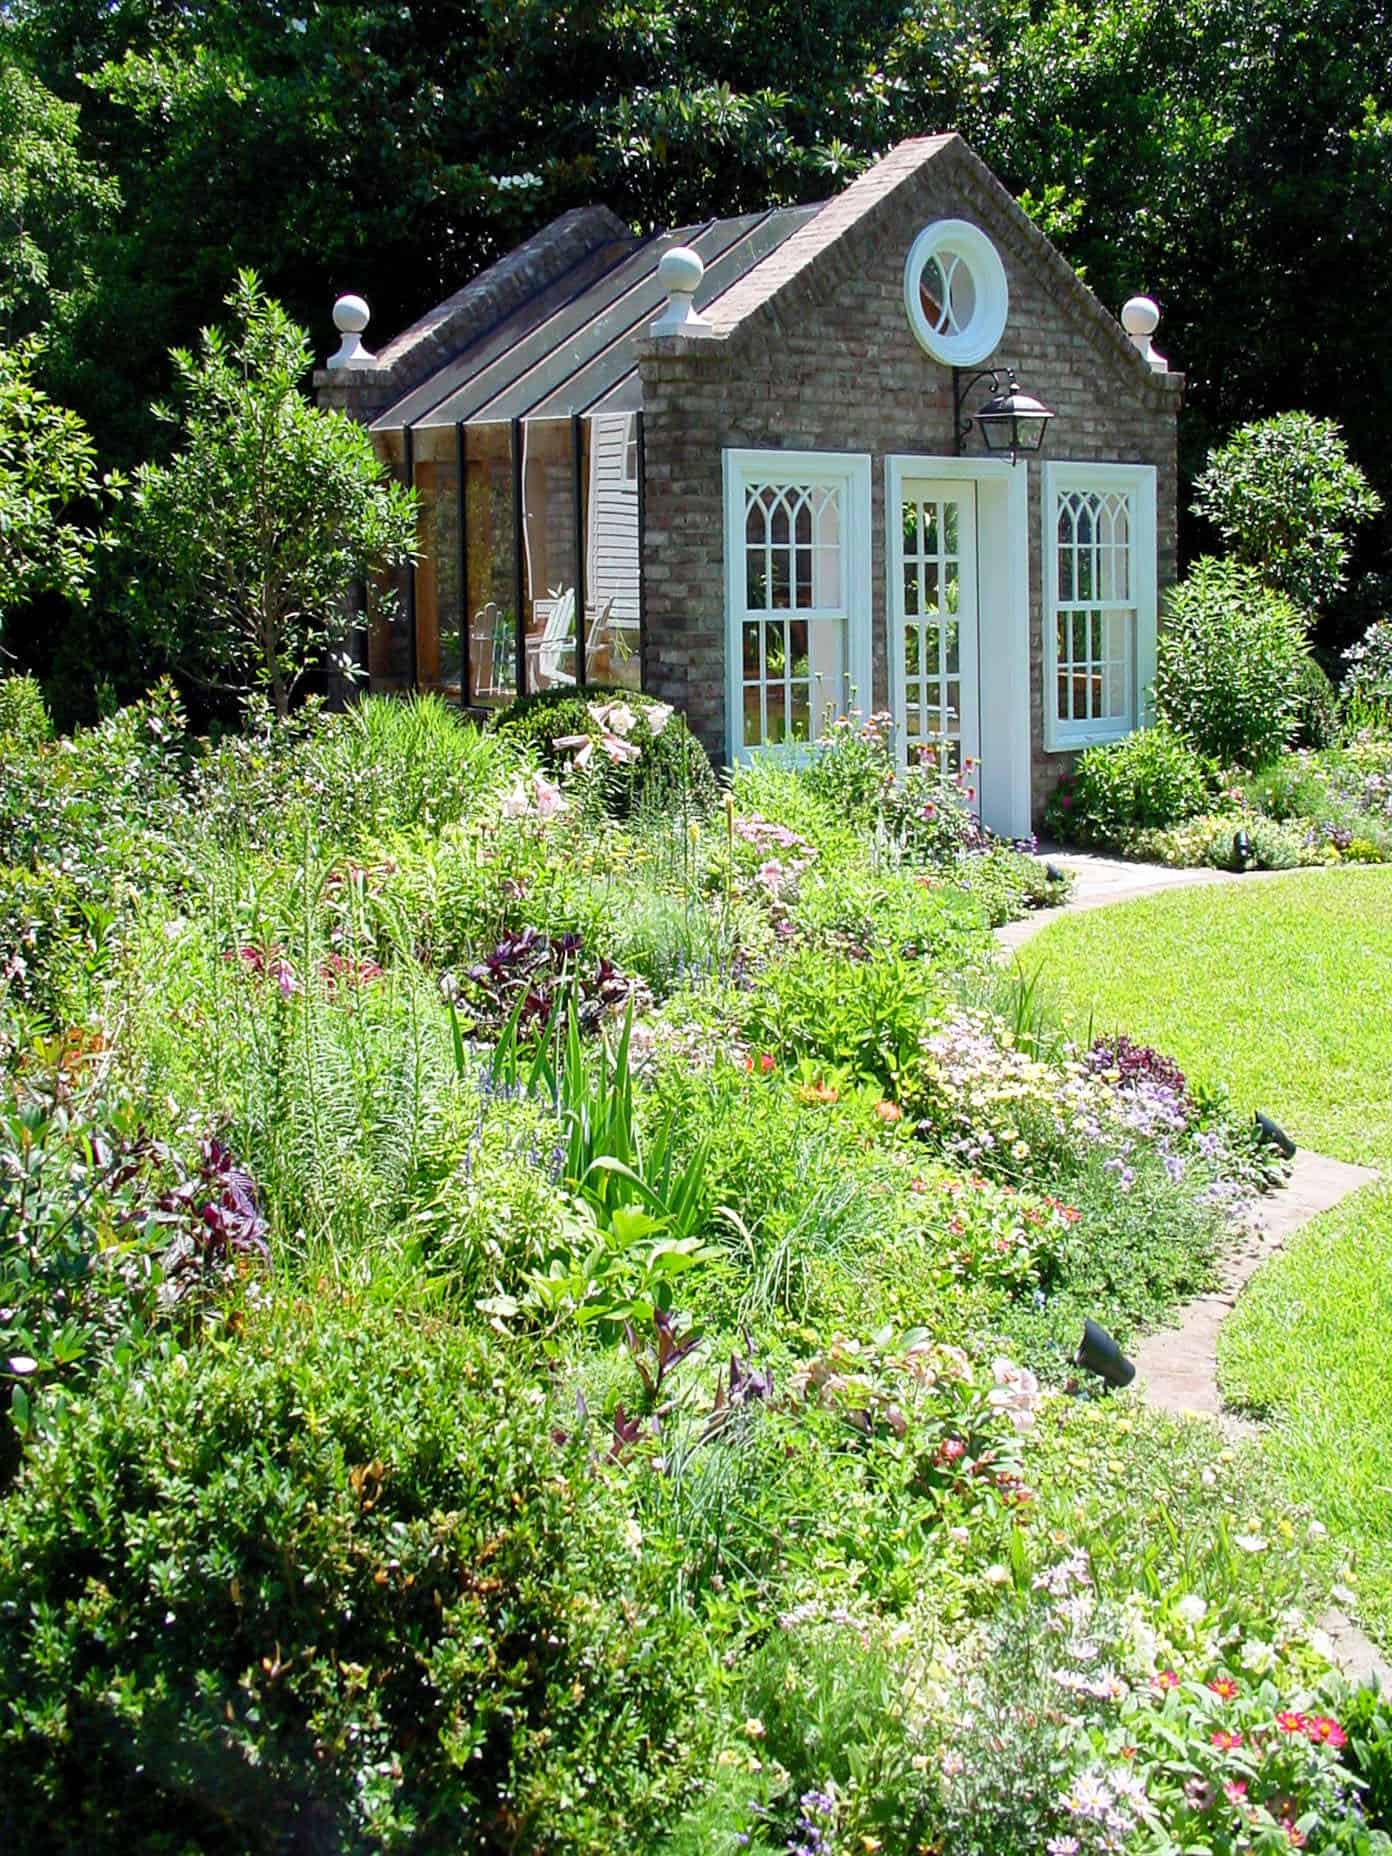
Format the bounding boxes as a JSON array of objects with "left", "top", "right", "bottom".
[
  {"left": 1045, "top": 725, "right": 1214, "bottom": 848},
  {"left": 1192, "top": 412, "right": 1381, "bottom": 613},
  {"left": 1155, "top": 559, "right": 1310, "bottom": 768},
  {"left": 0, "top": 1299, "right": 704, "bottom": 1854}
]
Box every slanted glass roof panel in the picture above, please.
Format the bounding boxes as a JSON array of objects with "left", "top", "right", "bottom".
[
  {"left": 374, "top": 237, "right": 640, "bottom": 432},
  {"left": 391, "top": 203, "right": 822, "bottom": 432},
  {"left": 580, "top": 204, "right": 822, "bottom": 419},
  {"left": 410, "top": 220, "right": 722, "bottom": 430}
]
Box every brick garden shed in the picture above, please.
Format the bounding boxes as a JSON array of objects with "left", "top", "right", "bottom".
[{"left": 316, "top": 134, "right": 1182, "bottom": 833}]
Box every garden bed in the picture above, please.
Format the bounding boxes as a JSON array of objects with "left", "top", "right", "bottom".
[{"left": 0, "top": 691, "right": 1385, "bottom": 1854}]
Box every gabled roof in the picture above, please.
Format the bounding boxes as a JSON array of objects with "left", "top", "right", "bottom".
[
  {"left": 372, "top": 204, "right": 820, "bottom": 432},
  {"left": 366, "top": 133, "right": 1179, "bottom": 433}
]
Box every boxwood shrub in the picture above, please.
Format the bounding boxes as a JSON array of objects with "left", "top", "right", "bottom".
[{"left": 0, "top": 1301, "right": 705, "bottom": 1854}]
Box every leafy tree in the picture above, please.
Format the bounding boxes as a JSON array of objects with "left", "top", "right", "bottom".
[
  {"left": 1191, "top": 414, "right": 1382, "bottom": 612},
  {"left": 120, "top": 272, "right": 417, "bottom": 718},
  {"left": 0, "top": 45, "right": 121, "bottom": 387},
  {"left": 0, "top": 338, "right": 105, "bottom": 624},
  {"left": 1155, "top": 558, "right": 1310, "bottom": 768}
]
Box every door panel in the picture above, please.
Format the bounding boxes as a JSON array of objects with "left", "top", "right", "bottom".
[{"left": 892, "top": 479, "right": 980, "bottom": 786}]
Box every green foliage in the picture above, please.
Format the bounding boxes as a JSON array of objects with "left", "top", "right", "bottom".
[
  {"left": 1294, "top": 654, "right": 1343, "bottom": 750},
  {"left": 0, "top": 1300, "right": 703, "bottom": 1853},
  {"left": 1343, "top": 1686, "right": 1392, "bottom": 1831},
  {"left": 1193, "top": 413, "right": 1382, "bottom": 613},
  {"left": 1156, "top": 558, "right": 1311, "bottom": 768},
  {"left": 490, "top": 685, "right": 719, "bottom": 819},
  {"left": 737, "top": 944, "right": 943, "bottom": 1092},
  {"left": 118, "top": 272, "right": 417, "bottom": 716},
  {"left": 0, "top": 673, "right": 50, "bottom": 747},
  {"left": 1046, "top": 724, "right": 1214, "bottom": 848},
  {"left": 0, "top": 54, "right": 120, "bottom": 352},
  {"left": 0, "top": 336, "right": 106, "bottom": 619}
]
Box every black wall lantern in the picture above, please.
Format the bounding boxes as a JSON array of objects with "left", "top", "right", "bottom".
[{"left": 954, "top": 366, "right": 1056, "bottom": 464}]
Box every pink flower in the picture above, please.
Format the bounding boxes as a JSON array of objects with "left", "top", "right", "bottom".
[
  {"left": 532, "top": 772, "right": 567, "bottom": 818},
  {"left": 1210, "top": 1729, "right": 1242, "bottom": 1752},
  {"left": 1154, "top": 1670, "right": 1180, "bottom": 1691},
  {"left": 500, "top": 779, "right": 530, "bottom": 819},
  {"left": 600, "top": 730, "right": 641, "bottom": 765}
]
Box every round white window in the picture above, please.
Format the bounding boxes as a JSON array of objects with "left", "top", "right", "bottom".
[{"left": 903, "top": 220, "right": 1008, "bottom": 367}]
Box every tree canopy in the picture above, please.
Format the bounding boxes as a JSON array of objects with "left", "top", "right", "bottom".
[{"left": 1, "top": 0, "right": 1389, "bottom": 691}]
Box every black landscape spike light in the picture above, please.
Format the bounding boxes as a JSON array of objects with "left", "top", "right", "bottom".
[
  {"left": 1254, "top": 1112, "right": 1297, "bottom": 1159},
  {"left": 1075, "top": 1317, "right": 1136, "bottom": 1389},
  {"left": 1233, "top": 829, "right": 1253, "bottom": 871}
]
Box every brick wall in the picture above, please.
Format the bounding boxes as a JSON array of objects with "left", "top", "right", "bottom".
[{"left": 636, "top": 136, "right": 1182, "bottom": 822}]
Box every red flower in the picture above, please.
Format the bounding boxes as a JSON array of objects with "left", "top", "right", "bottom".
[
  {"left": 1208, "top": 1678, "right": 1239, "bottom": 1701},
  {"left": 1275, "top": 1711, "right": 1308, "bottom": 1735},
  {"left": 936, "top": 1437, "right": 966, "bottom": 1465},
  {"left": 1306, "top": 1715, "right": 1347, "bottom": 1749}
]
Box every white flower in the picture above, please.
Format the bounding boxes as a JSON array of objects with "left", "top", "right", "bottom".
[
  {"left": 1176, "top": 1594, "right": 1208, "bottom": 1627},
  {"left": 622, "top": 1517, "right": 644, "bottom": 1554},
  {"left": 644, "top": 701, "right": 673, "bottom": 736},
  {"left": 500, "top": 778, "right": 530, "bottom": 819},
  {"left": 1239, "top": 1637, "right": 1275, "bottom": 1675},
  {"left": 1234, "top": 1533, "right": 1268, "bottom": 1554},
  {"left": 983, "top": 1564, "right": 1011, "bottom": 1586},
  {"left": 987, "top": 1357, "right": 1042, "bottom": 1431}
]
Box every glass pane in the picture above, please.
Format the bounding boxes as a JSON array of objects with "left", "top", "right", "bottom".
[
  {"left": 789, "top": 620, "right": 810, "bottom": 678},
  {"left": 743, "top": 681, "right": 763, "bottom": 746},
  {"left": 902, "top": 560, "right": 918, "bottom": 617},
  {"left": 1071, "top": 612, "right": 1088, "bottom": 662},
  {"left": 1105, "top": 661, "right": 1128, "bottom": 716},
  {"left": 770, "top": 546, "right": 791, "bottom": 609},
  {"left": 905, "top": 625, "right": 921, "bottom": 676},
  {"left": 807, "top": 617, "right": 845, "bottom": 728},
  {"left": 522, "top": 420, "right": 577, "bottom": 692},
  {"left": 465, "top": 422, "right": 517, "bottom": 708},
  {"left": 944, "top": 502, "right": 959, "bottom": 553},
  {"left": 1076, "top": 548, "right": 1094, "bottom": 600},
  {"left": 945, "top": 680, "right": 960, "bottom": 729},
  {"left": 924, "top": 564, "right": 941, "bottom": 612},
  {"left": 764, "top": 621, "right": 787, "bottom": 677},
  {"left": 794, "top": 546, "right": 813, "bottom": 609},
  {"left": 794, "top": 496, "right": 812, "bottom": 546},
  {"left": 919, "top": 256, "right": 948, "bottom": 331},
  {"left": 922, "top": 502, "right": 938, "bottom": 555},
  {"left": 1090, "top": 611, "right": 1103, "bottom": 661},
  {"left": 579, "top": 411, "right": 642, "bottom": 691},
  {"left": 746, "top": 548, "right": 767, "bottom": 611},
  {"left": 1058, "top": 671, "right": 1071, "bottom": 721},
  {"left": 948, "top": 256, "right": 976, "bottom": 331},
  {"left": 411, "top": 431, "right": 463, "bottom": 697},
  {"left": 1059, "top": 546, "right": 1074, "bottom": 603},
  {"left": 944, "top": 618, "right": 960, "bottom": 675},
  {"left": 1106, "top": 611, "right": 1130, "bottom": 661},
  {"left": 743, "top": 622, "right": 760, "bottom": 677},
  {"left": 924, "top": 677, "right": 942, "bottom": 718},
  {"left": 765, "top": 681, "right": 787, "bottom": 744},
  {"left": 789, "top": 683, "right": 811, "bottom": 741},
  {"left": 770, "top": 496, "right": 790, "bottom": 548}
]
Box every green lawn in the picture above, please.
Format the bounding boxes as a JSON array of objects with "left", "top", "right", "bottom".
[
  {"left": 1022, "top": 867, "right": 1392, "bottom": 1167},
  {"left": 1023, "top": 867, "right": 1392, "bottom": 1644}
]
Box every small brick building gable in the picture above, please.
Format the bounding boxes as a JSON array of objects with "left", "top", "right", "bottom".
[{"left": 317, "top": 134, "right": 1182, "bottom": 829}]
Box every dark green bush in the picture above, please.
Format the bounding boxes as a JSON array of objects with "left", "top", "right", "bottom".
[
  {"left": 1342, "top": 1685, "right": 1392, "bottom": 1831},
  {"left": 0, "top": 1300, "right": 703, "bottom": 1854},
  {"left": 1292, "top": 655, "right": 1342, "bottom": 749},
  {"left": 490, "top": 686, "right": 718, "bottom": 819},
  {"left": 1155, "top": 559, "right": 1310, "bottom": 768},
  {"left": 1045, "top": 725, "right": 1214, "bottom": 848}
]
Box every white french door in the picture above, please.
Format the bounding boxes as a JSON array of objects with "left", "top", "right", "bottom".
[{"left": 889, "top": 477, "right": 980, "bottom": 785}]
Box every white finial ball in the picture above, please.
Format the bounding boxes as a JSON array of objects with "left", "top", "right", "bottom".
[
  {"left": 333, "top": 293, "right": 371, "bottom": 335},
  {"left": 658, "top": 247, "right": 705, "bottom": 296},
  {"left": 1121, "top": 295, "right": 1160, "bottom": 337}
]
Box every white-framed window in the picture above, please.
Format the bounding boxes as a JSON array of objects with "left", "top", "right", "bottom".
[
  {"left": 903, "top": 220, "right": 1009, "bottom": 368},
  {"left": 723, "top": 449, "right": 873, "bottom": 762},
  {"left": 1042, "top": 461, "right": 1157, "bottom": 752}
]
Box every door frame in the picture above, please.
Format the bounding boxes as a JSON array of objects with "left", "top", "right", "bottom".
[{"left": 885, "top": 455, "right": 1031, "bottom": 839}]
